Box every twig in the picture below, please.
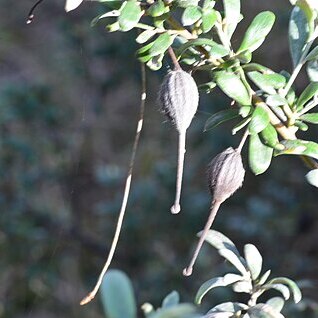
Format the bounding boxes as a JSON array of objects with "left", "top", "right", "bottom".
[
  {"left": 26, "top": 0, "right": 45, "bottom": 24},
  {"left": 168, "top": 47, "right": 181, "bottom": 70},
  {"left": 236, "top": 129, "right": 249, "bottom": 153},
  {"left": 80, "top": 62, "right": 147, "bottom": 305}
]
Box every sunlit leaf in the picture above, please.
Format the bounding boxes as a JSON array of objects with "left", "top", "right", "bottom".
[
  {"left": 136, "top": 29, "right": 157, "bottom": 44},
  {"left": 238, "top": 11, "right": 275, "bottom": 53},
  {"left": 306, "top": 169, "right": 318, "bottom": 187},
  {"left": 260, "top": 124, "right": 283, "bottom": 150},
  {"left": 266, "top": 297, "right": 285, "bottom": 313},
  {"left": 267, "top": 277, "right": 302, "bottom": 303},
  {"left": 65, "top": 0, "right": 84, "bottom": 12},
  {"left": 147, "top": 0, "right": 166, "bottom": 17},
  {"left": 275, "top": 139, "right": 318, "bottom": 160},
  {"left": 214, "top": 71, "right": 251, "bottom": 105},
  {"left": 297, "top": 82, "right": 318, "bottom": 109},
  {"left": 201, "top": 8, "right": 217, "bottom": 33},
  {"left": 208, "top": 302, "right": 249, "bottom": 314},
  {"left": 248, "top": 304, "right": 285, "bottom": 318},
  {"left": 244, "top": 244, "right": 263, "bottom": 280},
  {"left": 148, "top": 33, "right": 174, "bottom": 56},
  {"left": 248, "top": 107, "right": 270, "bottom": 134},
  {"left": 232, "top": 280, "right": 253, "bottom": 293},
  {"left": 182, "top": 6, "right": 202, "bottom": 26},
  {"left": 118, "top": 1, "right": 142, "bottom": 32},
  {"left": 232, "top": 117, "right": 251, "bottom": 135},
  {"left": 264, "top": 284, "right": 291, "bottom": 301},
  {"left": 300, "top": 113, "right": 318, "bottom": 124},
  {"left": 258, "top": 270, "right": 271, "bottom": 285},
  {"left": 248, "top": 72, "right": 286, "bottom": 94},
  {"left": 223, "top": 0, "right": 241, "bottom": 39},
  {"left": 266, "top": 95, "right": 288, "bottom": 107}
]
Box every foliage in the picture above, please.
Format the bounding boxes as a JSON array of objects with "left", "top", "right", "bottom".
[{"left": 100, "top": 231, "right": 302, "bottom": 318}]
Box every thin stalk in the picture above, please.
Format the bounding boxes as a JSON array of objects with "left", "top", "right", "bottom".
[
  {"left": 26, "top": 0, "right": 45, "bottom": 24},
  {"left": 183, "top": 200, "right": 222, "bottom": 276},
  {"left": 298, "top": 95, "right": 318, "bottom": 115},
  {"left": 237, "top": 129, "right": 249, "bottom": 153},
  {"left": 168, "top": 47, "right": 181, "bottom": 70},
  {"left": 171, "top": 131, "right": 186, "bottom": 214},
  {"left": 80, "top": 62, "right": 147, "bottom": 305}
]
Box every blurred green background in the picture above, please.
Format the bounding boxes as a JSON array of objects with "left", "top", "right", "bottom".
[{"left": 0, "top": 0, "right": 317, "bottom": 317}]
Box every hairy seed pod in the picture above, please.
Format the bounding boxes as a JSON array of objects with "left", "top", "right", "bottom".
[
  {"left": 158, "top": 69, "right": 199, "bottom": 214},
  {"left": 183, "top": 147, "right": 245, "bottom": 276},
  {"left": 207, "top": 147, "right": 245, "bottom": 203}
]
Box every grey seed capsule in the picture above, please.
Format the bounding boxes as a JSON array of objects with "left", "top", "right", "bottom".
[
  {"left": 183, "top": 147, "right": 245, "bottom": 276},
  {"left": 207, "top": 147, "right": 245, "bottom": 203},
  {"left": 158, "top": 69, "right": 199, "bottom": 214}
]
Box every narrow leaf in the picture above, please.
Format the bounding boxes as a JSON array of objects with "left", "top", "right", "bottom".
[
  {"left": 267, "top": 278, "right": 302, "bottom": 303},
  {"left": 223, "top": 0, "right": 241, "bottom": 39},
  {"left": 152, "top": 304, "right": 197, "bottom": 318},
  {"left": 248, "top": 107, "right": 270, "bottom": 134},
  {"left": 249, "top": 133, "right": 273, "bottom": 175},
  {"left": 149, "top": 33, "right": 174, "bottom": 56},
  {"left": 214, "top": 71, "right": 251, "bottom": 105},
  {"left": 244, "top": 244, "right": 263, "bottom": 280},
  {"left": 259, "top": 270, "right": 271, "bottom": 285},
  {"left": 300, "top": 113, "right": 318, "bottom": 124},
  {"left": 264, "top": 284, "right": 291, "bottom": 301},
  {"left": 297, "top": 82, "right": 318, "bottom": 109},
  {"left": 204, "top": 109, "right": 240, "bottom": 131},
  {"left": 136, "top": 29, "right": 157, "bottom": 44},
  {"left": 219, "top": 249, "right": 248, "bottom": 275},
  {"left": 232, "top": 117, "right": 251, "bottom": 135},
  {"left": 238, "top": 12, "right": 275, "bottom": 53}
]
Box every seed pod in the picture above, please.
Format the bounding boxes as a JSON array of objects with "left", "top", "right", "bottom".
[
  {"left": 183, "top": 147, "right": 245, "bottom": 276},
  {"left": 158, "top": 69, "right": 199, "bottom": 214},
  {"left": 207, "top": 147, "right": 245, "bottom": 203}
]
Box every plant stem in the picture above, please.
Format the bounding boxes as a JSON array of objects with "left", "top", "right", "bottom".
[
  {"left": 168, "top": 47, "right": 181, "bottom": 70},
  {"left": 80, "top": 62, "right": 147, "bottom": 306}
]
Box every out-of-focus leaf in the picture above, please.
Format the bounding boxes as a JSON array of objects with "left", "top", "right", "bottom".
[
  {"left": 204, "top": 109, "right": 240, "bottom": 131},
  {"left": 244, "top": 244, "right": 263, "bottom": 280},
  {"left": 201, "top": 8, "right": 217, "bottom": 33},
  {"left": 118, "top": 1, "right": 142, "bottom": 32},
  {"left": 260, "top": 124, "right": 283, "bottom": 150},
  {"left": 263, "top": 284, "right": 291, "bottom": 301},
  {"left": 300, "top": 113, "right": 318, "bottom": 123},
  {"left": 275, "top": 139, "right": 318, "bottom": 160},
  {"left": 106, "top": 21, "right": 120, "bottom": 32},
  {"left": 296, "top": 0, "right": 317, "bottom": 36},
  {"left": 307, "top": 60, "right": 318, "bottom": 81},
  {"left": 91, "top": 10, "right": 120, "bottom": 26},
  {"left": 147, "top": 0, "right": 166, "bottom": 17},
  {"left": 237, "top": 50, "right": 252, "bottom": 64},
  {"left": 182, "top": 6, "right": 202, "bottom": 26},
  {"left": 248, "top": 304, "right": 285, "bottom": 318},
  {"left": 177, "top": 39, "right": 229, "bottom": 59},
  {"left": 305, "top": 45, "right": 318, "bottom": 61},
  {"left": 65, "top": 0, "right": 83, "bottom": 12},
  {"left": 146, "top": 54, "right": 164, "bottom": 70},
  {"left": 219, "top": 249, "right": 248, "bottom": 275},
  {"left": 152, "top": 304, "right": 197, "bottom": 318},
  {"left": 295, "top": 120, "right": 309, "bottom": 131},
  {"left": 223, "top": 0, "right": 241, "bottom": 39},
  {"left": 195, "top": 274, "right": 243, "bottom": 304},
  {"left": 214, "top": 71, "right": 251, "bottom": 105},
  {"left": 232, "top": 117, "right": 251, "bottom": 135},
  {"left": 266, "top": 95, "right": 287, "bottom": 107},
  {"left": 267, "top": 277, "right": 302, "bottom": 303},
  {"left": 249, "top": 133, "right": 273, "bottom": 175},
  {"left": 136, "top": 29, "right": 157, "bottom": 44},
  {"left": 289, "top": 6, "right": 309, "bottom": 67},
  {"left": 297, "top": 82, "right": 318, "bottom": 109},
  {"left": 306, "top": 169, "right": 318, "bottom": 187},
  {"left": 205, "top": 313, "right": 233, "bottom": 318},
  {"left": 100, "top": 270, "right": 137, "bottom": 318},
  {"left": 198, "top": 81, "right": 217, "bottom": 93},
  {"left": 248, "top": 107, "right": 270, "bottom": 134},
  {"left": 232, "top": 281, "right": 253, "bottom": 293},
  {"left": 175, "top": 0, "right": 199, "bottom": 8},
  {"left": 238, "top": 11, "right": 275, "bottom": 53},
  {"left": 162, "top": 291, "right": 180, "bottom": 308},
  {"left": 266, "top": 297, "right": 285, "bottom": 313},
  {"left": 149, "top": 33, "right": 174, "bottom": 56}
]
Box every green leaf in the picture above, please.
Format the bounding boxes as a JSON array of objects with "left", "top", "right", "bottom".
[
  {"left": 238, "top": 11, "right": 275, "bottom": 53},
  {"left": 118, "top": 1, "right": 142, "bottom": 32},
  {"left": 91, "top": 10, "right": 120, "bottom": 26},
  {"left": 248, "top": 304, "right": 285, "bottom": 318},
  {"left": 248, "top": 107, "right": 270, "bottom": 134},
  {"left": 214, "top": 71, "right": 251, "bottom": 105},
  {"left": 237, "top": 50, "right": 252, "bottom": 64},
  {"left": 204, "top": 109, "right": 240, "bottom": 131},
  {"left": 294, "top": 120, "right": 309, "bottom": 131},
  {"left": 65, "top": 0, "right": 84, "bottom": 12},
  {"left": 297, "top": 82, "right": 318, "bottom": 109},
  {"left": 146, "top": 54, "right": 164, "bottom": 70},
  {"left": 289, "top": 6, "right": 309, "bottom": 67},
  {"left": 162, "top": 291, "right": 180, "bottom": 308},
  {"left": 153, "top": 12, "right": 169, "bottom": 28},
  {"left": 249, "top": 133, "right": 273, "bottom": 175},
  {"left": 306, "top": 169, "right": 318, "bottom": 187},
  {"left": 275, "top": 139, "right": 318, "bottom": 160},
  {"left": 147, "top": 0, "right": 166, "bottom": 17},
  {"left": 223, "top": 0, "right": 241, "bottom": 39},
  {"left": 296, "top": 0, "right": 317, "bottom": 37},
  {"left": 299, "top": 113, "right": 318, "bottom": 123},
  {"left": 247, "top": 72, "right": 286, "bottom": 94},
  {"left": 307, "top": 60, "right": 318, "bottom": 81},
  {"left": 106, "top": 21, "right": 120, "bottom": 32},
  {"left": 201, "top": 8, "right": 217, "bottom": 33},
  {"left": 232, "top": 117, "right": 251, "bottom": 135},
  {"left": 219, "top": 249, "right": 248, "bottom": 275},
  {"left": 100, "top": 270, "right": 137, "bottom": 318},
  {"left": 244, "top": 244, "right": 263, "bottom": 280},
  {"left": 243, "top": 63, "right": 274, "bottom": 74},
  {"left": 175, "top": 0, "right": 199, "bottom": 8},
  {"left": 203, "top": 230, "right": 241, "bottom": 259},
  {"left": 305, "top": 45, "right": 318, "bottom": 61},
  {"left": 195, "top": 274, "right": 243, "bottom": 304},
  {"left": 260, "top": 124, "right": 283, "bottom": 150},
  {"left": 208, "top": 302, "right": 249, "bottom": 314},
  {"left": 266, "top": 297, "right": 285, "bottom": 313},
  {"left": 177, "top": 38, "right": 229, "bottom": 59},
  {"left": 152, "top": 304, "right": 197, "bottom": 318},
  {"left": 266, "top": 95, "right": 287, "bottom": 107},
  {"left": 198, "top": 81, "right": 217, "bottom": 93},
  {"left": 267, "top": 277, "right": 302, "bottom": 303},
  {"left": 182, "top": 6, "right": 202, "bottom": 26},
  {"left": 136, "top": 29, "right": 157, "bottom": 44},
  {"left": 149, "top": 33, "right": 174, "bottom": 56}
]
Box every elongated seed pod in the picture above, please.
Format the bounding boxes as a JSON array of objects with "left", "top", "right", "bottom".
[
  {"left": 183, "top": 147, "right": 245, "bottom": 276},
  {"left": 158, "top": 69, "right": 199, "bottom": 214}
]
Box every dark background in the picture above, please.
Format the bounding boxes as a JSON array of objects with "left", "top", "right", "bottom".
[{"left": 0, "top": 0, "right": 317, "bottom": 317}]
